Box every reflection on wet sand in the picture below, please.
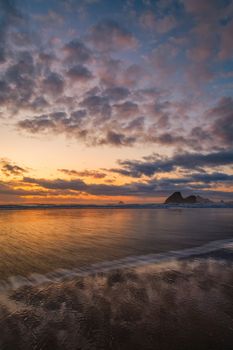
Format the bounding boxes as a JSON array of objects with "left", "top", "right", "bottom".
[{"left": 1, "top": 255, "right": 233, "bottom": 350}]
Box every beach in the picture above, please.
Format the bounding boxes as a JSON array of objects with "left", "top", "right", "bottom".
[{"left": 1, "top": 249, "right": 233, "bottom": 350}]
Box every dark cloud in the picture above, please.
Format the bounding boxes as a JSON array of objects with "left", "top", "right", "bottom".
[
  {"left": 191, "top": 172, "right": 233, "bottom": 183},
  {"left": 66, "top": 64, "right": 93, "bottom": 82},
  {"left": 80, "top": 94, "right": 111, "bottom": 118},
  {"left": 112, "top": 149, "right": 233, "bottom": 177},
  {"left": 124, "top": 116, "right": 145, "bottom": 132},
  {"left": 38, "top": 52, "right": 55, "bottom": 67},
  {"left": 89, "top": 19, "right": 137, "bottom": 51},
  {"left": 0, "top": 51, "right": 36, "bottom": 109},
  {"left": 21, "top": 171, "right": 233, "bottom": 199},
  {"left": 0, "top": 182, "right": 34, "bottom": 196},
  {"left": 42, "top": 73, "right": 64, "bottom": 96},
  {"left": 70, "top": 109, "right": 87, "bottom": 121},
  {"left": 113, "top": 101, "right": 139, "bottom": 118},
  {"left": 155, "top": 172, "right": 233, "bottom": 186},
  {"left": 63, "top": 39, "right": 92, "bottom": 63},
  {"left": 0, "top": 80, "right": 11, "bottom": 106},
  {"left": 18, "top": 114, "right": 56, "bottom": 134},
  {"left": 17, "top": 111, "right": 87, "bottom": 138},
  {"left": 101, "top": 131, "right": 137, "bottom": 146},
  {"left": 206, "top": 97, "right": 233, "bottom": 147},
  {"left": 103, "top": 86, "right": 130, "bottom": 101},
  {"left": 0, "top": 181, "right": 62, "bottom": 198},
  {"left": 97, "top": 57, "right": 122, "bottom": 86},
  {"left": 30, "top": 96, "right": 49, "bottom": 112},
  {"left": 6, "top": 51, "right": 34, "bottom": 81},
  {"left": 0, "top": 0, "right": 24, "bottom": 63},
  {"left": 0, "top": 160, "right": 27, "bottom": 177},
  {"left": 155, "top": 133, "right": 187, "bottom": 146},
  {"left": 22, "top": 176, "right": 157, "bottom": 196},
  {"left": 23, "top": 177, "right": 87, "bottom": 192},
  {"left": 58, "top": 169, "right": 107, "bottom": 179},
  {"left": 16, "top": 92, "right": 233, "bottom": 150}
]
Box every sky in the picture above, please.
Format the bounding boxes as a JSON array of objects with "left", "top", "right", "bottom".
[{"left": 0, "top": 0, "right": 233, "bottom": 204}]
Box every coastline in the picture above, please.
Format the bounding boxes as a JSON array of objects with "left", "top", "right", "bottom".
[
  {"left": 0, "top": 203, "right": 233, "bottom": 210},
  {"left": 1, "top": 238, "right": 233, "bottom": 292}
]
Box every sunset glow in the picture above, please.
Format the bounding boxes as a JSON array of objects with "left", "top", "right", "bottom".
[{"left": 0, "top": 0, "right": 233, "bottom": 204}]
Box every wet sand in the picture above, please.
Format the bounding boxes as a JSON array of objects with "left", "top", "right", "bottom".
[{"left": 1, "top": 250, "right": 233, "bottom": 350}]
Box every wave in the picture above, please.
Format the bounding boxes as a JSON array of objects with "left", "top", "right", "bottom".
[{"left": 1, "top": 238, "right": 233, "bottom": 292}]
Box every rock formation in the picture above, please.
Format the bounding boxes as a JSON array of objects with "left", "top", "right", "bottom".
[{"left": 165, "top": 192, "right": 212, "bottom": 204}]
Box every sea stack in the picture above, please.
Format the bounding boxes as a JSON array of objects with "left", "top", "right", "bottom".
[
  {"left": 164, "top": 192, "right": 212, "bottom": 204},
  {"left": 165, "top": 191, "right": 185, "bottom": 204}
]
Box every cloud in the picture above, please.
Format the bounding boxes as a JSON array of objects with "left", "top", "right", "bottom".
[
  {"left": 112, "top": 149, "right": 233, "bottom": 177},
  {"left": 22, "top": 175, "right": 163, "bottom": 197},
  {"left": 0, "top": 160, "right": 27, "bottom": 177},
  {"left": 100, "top": 131, "right": 137, "bottom": 146},
  {"left": 17, "top": 111, "right": 87, "bottom": 139},
  {"left": 23, "top": 177, "right": 87, "bottom": 192},
  {"left": 124, "top": 116, "right": 145, "bottom": 132},
  {"left": 19, "top": 172, "right": 233, "bottom": 199},
  {"left": 89, "top": 19, "right": 137, "bottom": 51},
  {"left": 0, "top": 51, "right": 36, "bottom": 110},
  {"left": 0, "top": 0, "right": 25, "bottom": 63},
  {"left": 66, "top": 64, "right": 93, "bottom": 82},
  {"left": 42, "top": 73, "right": 64, "bottom": 96},
  {"left": 113, "top": 101, "right": 139, "bottom": 118},
  {"left": 58, "top": 169, "right": 107, "bottom": 179},
  {"left": 30, "top": 96, "right": 49, "bottom": 112},
  {"left": 96, "top": 57, "right": 122, "bottom": 87},
  {"left": 16, "top": 88, "right": 232, "bottom": 150},
  {"left": 206, "top": 97, "right": 233, "bottom": 147},
  {"left": 0, "top": 182, "right": 31, "bottom": 196},
  {"left": 190, "top": 172, "right": 233, "bottom": 183},
  {"left": 0, "top": 0, "right": 231, "bottom": 159},
  {"left": 63, "top": 39, "right": 92, "bottom": 63},
  {"left": 103, "top": 86, "right": 130, "bottom": 102},
  {"left": 18, "top": 108, "right": 141, "bottom": 146},
  {"left": 0, "top": 80, "right": 11, "bottom": 107},
  {"left": 80, "top": 94, "right": 111, "bottom": 119},
  {"left": 0, "top": 181, "right": 64, "bottom": 200},
  {"left": 155, "top": 172, "right": 233, "bottom": 188}
]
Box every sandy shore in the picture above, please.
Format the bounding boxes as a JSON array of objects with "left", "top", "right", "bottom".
[{"left": 1, "top": 250, "right": 233, "bottom": 349}]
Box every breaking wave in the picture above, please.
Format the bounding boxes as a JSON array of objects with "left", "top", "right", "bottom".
[{"left": 1, "top": 238, "right": 233, "bottom": 292}]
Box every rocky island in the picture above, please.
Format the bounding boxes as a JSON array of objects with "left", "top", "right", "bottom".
[{"left": 165, "top": 192, "right": 212, "bottom": 204}]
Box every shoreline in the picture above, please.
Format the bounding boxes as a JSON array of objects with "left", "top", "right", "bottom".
[
  {"left": 0, "top": 203, "right": 233, "bottom": 211},
  {"left": 1, "top": 237, "right": 233, "bottom": 292}
]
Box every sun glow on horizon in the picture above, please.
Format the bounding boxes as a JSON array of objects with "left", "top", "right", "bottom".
[{"left": 0, "top": 0, "right": 233, "bottom": 204}]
